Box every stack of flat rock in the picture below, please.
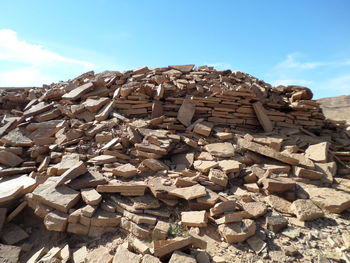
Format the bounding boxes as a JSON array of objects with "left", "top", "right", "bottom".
[{"left": 0, "top": 64, "right": 350, "bottom": 262}]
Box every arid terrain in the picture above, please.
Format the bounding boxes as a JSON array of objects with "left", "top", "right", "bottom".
[
  {"left": 318, "top": 95, "right": 350, "bottom": 124},
  {"left": 1, "top": 66, "right": 350, "bottom": 263}
]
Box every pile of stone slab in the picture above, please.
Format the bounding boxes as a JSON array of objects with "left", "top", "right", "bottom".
[{"left": 0, "top": 65, "right": 350, "bottom": 262}]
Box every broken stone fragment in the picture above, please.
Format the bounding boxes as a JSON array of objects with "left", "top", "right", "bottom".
[
  {"left": 300, "top": 184, "right": 350, "bottom": 213},
  {"left": 143, "top": 158, "right": 169, "bottom": 171},
  {"left": 218, "top": 219, "right": 256, "bottom": 243},
  {"left": 181, "top": 210, "right": 207, "bottom": 227},
  {"left": 1, "top": 223, "right": 29, "bottom": 245},
  {"left": 0, "top": 244, "right": 22, "bottom": 263},
  {"left": 237, "top": 137, "right": 299, "bottom": 165},
  {"left": 253, "top": 101, "right": 274, "bottom": 132},
  {"left": 208, "top": 169, "right": 228, "bottom": 187},
  {"left": 169, "top": 251, "right": 196, "bottom": 263},
  {"left": 153, "top": 221, "right": 170, "bottom": 240},
  {"left": 266, "top": 216, "right": 288, "bottom": 233},
  {"left": 62, "top": 82, "right": 95, "bottom": 100},
  {"left": 153, "top": 236, "right": 193, "bottom": 258},
  {"left": 44, "top": 210, "right": 68, "bottom": 232},
  {"left": 1, "top": 128, "right": 33, "bottom": 147},
  {"left": 261, "top": 177, "right": 296, "bottom": 194},
  {"left": 204, "top": 142, "right": 235, "bottom": 158},
  {"left": 113, "top": 163, "right": 138, "bottom": 178},
  {"left": 291, "top": 199, "right": 324, "bottom": 221},
  {"left": 32, "top": 178, "right": 81, "bottom": 213},
  {"left": 142, "top": 254, "right": 162, "bottom": 263},
  {"left": 294, "top": 166, "right": 324, "bottom": 180},
  {"left": 177, "top": 99, "right": 195, "bottom": 127},
  {"left": 55, "top": 161, "right": 88, "bottom": 186},
  {"left": 88, "top": 155, "right": 117, "bottom": 165},
  {"left": 81, "top": 188, "right": 102, "bottom": 205},
  {"left": 305, "top": 142, "right": 329, "bottom": 163},
  {"left": 0, "top": 150, "right": 23, "bottom": 167},
  {"left": 193, "top": 121, "right": 214, "bottom": 136},
  {"left": 169, "top": 184, "right": 207, "bottom": 200},
  {"left": 113, "top": 245, "right": 142, "bottom": 263},
  {"left": 217, "top": 160, "right": 242, "bottom": 174},
  {"left": 210, "top": 200, "right": 236, "bottom": 217},
  {"left": 193, "top": 160, "right": 218, "bottom": 173},
  {"left": 266, "top": 195, "right": 294, "bottom": 215}
]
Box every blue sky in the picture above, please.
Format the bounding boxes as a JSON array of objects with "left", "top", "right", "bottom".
[{"left": 1, "top": 0, "right": 349, "bottom": 98}]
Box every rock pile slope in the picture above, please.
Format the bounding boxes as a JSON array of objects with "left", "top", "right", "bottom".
[{"left": 1, "top": 64, "right": 350, "bottom": 262}]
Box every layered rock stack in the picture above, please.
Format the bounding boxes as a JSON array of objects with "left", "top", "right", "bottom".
[{"left": 0, "top": 65, "right": 350, "bottom": 262}]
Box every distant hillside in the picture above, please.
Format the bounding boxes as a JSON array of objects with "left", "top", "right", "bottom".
[{"left": 317, "top": 95, "right": 350, "bottom": 124}]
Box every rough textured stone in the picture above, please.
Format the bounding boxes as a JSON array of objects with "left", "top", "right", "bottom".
[
  {"left": 0, "top": 244, "right": 21, "bottom": 263},
  {"left": 0, "top": 150, "right": 23, "bottom": 167},
  {"left": 193, "top": 121, "right": 214, "bottom": 136},
  {"left": 218, "top": 219, "right": 256, "bottom": 243},
  {"left": 81, "top": 188, "right": 102, "bottom": 205},
  {"left": 204, "top": 142, "right": 235, "bottom": 158},
  {"left": 291, "top": 199, "right": 324, "bottom": 221},
  {"left": 44, "top": 210, "right": 68, "bottom": 232},
  {"left": 266, "top": 216, "right": 288, "bottom": 233},
  {"left": 169, "top": 251, "right": 196, "bottom": 263},
  {"left": 169, "top": 184, "right": 207, "bottom": 200},
  {"left": 181, "top": 210, "right": 207, "bottom": 227},
  {"left": 305, "top": 142, "right": 329, "bottom": 163},
  {"left": 208, "top": 169, "right": 228, "bottom": 187}
]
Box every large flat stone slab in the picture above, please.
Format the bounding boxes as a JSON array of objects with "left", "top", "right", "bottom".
[{"left": 32, "top": 178, "right": 80, "bottom": 213}]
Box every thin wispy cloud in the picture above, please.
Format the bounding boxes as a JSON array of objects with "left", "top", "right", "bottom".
[
  {"left": 271, "top": 79, "right": 314, "bottom": 87},
  {"left": 0, "top": 29, "right": 94, "bottom": 68},
  {"left": 0, "top": 29, "right": 97, "bottom": 86},
  {"left": 206, "top": 62, "right": 233, "bottom": 70}
]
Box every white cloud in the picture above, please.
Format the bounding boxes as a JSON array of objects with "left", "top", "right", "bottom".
[
  {"left": 0, "top": 29, "right": 98, "bottom": 86},
  {"left": 205, "top": 62, "right": 233, "bottom": 70},
  {"left": 272, "top": 79, "right": 314, "bottom": 87},
  {"left": 277, "top": 53, "right": 327, "bottom": 70}
]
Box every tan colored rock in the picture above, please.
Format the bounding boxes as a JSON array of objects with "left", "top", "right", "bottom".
[
  {"left": 253, "top": 101, "right": 273, "bottom": 132},
  {"left": 90, "top": 209, "right": 121, "bottom": 227},
  {"left": 143, "top": 158, "right": 168, "bottom": 171},
  {"left": 88, "top": 155, "right": 117, "bottom": 165},
  {"left": 204, "top": 142, "right": 235, "bottom": 158},
  {"left": 267, "top": 195, "right": 294, "bottom": 215},
  {"left": 120, "top": 218, "right": 150, "bottom": 239},
  {"left": 44, "top": 210, "right": 68, "bottom": 232},
  {"left": 193, "top": 160, "right": 218, "bottom": 173},
  {"left": 130, "top": 195, "right": 160, "bottom": 210},
  {"left": 153, "top": 237, "right": 193, "bottom": 258},
  {"left": 208, "top": 169, "right": 228, "bottom": 187},
  {"left": 32, "top": 179, "right": 80, "bottom": 213},
  {"left": 181, "top": 210, "right": 207, "bottom": 227},
  {"left": 294, "top": 166, "right": 324, "bottom": 180},
  {"left": 177, "top": 99, "right": 195, "bottom": 127},
  {"left": 291, "top": 199, "right": 324, "bottom": 221},
  {"left": 152, "top": 221, "right": 170, "bottom": 240},
  {"left": 261, "top": 177, "right": 296, "bottom": 193},
  {"left": 0, "top": 150, "right": 23, "bottom": 167},
  {"left": 95, "top": 101, "right": 114, "bottom": 121},
  {"left": 55, "top": 161, "right": 88, "bottom": 186},
  {"left": 266, "top": 215, "right": 288, "bottom": 233},
  {"left": 241, "top": 201, "right": 267, "bottom": 218},
  {"left": 210, "top": 200, "right": 236, "bottom": 216},
  {"left": 169, "top": 64, "right": 194, "bottom": 73},
  {"left": 62, "top": 82, "right": 95, "bottom": 100},
  {"left": 141, "top": 254, "right": 161, "bottom": 263},
  {"left": 169, "top": 251, "right": 196, "bottom": 263},
  {"left": 301, "top": 184, "right": 350, "bottom": 213},
  {"left": 217, "top": 160, "right": 242, "bottom": 173},
  {"left": 315, "top": 162, "right": 336, "bottom": 184},
  {"left": 123, "top": 210, "right": 157, "bottom": 225},
  {"left": 1, "top": 128, "right": 33, "bottom": 147},
  {"left": 81, "top": 188, "right": 102, "bottom": 205},
  {"left": 193, "top": 122, "right": 213, "bottom": 136},
  {"left": 305, "top": 142, "right": 329, "bottom": 163},
  {"left": 85, "top": 246, "right": 113, "bottom": 263},
  {"left": 113, "top": 163, "right": 138, "bottom": 178},
  {"left": 169, "top": 184, "right": 207, "bottom": 200},
  {"left": 0, "top": 244, "right": 22, "bottom": 263},
  {"left": 237, "top": 138, "right": 299, "bottom": 165},
  {"left": 129, "top": 238, "right": 150, "bottom": 255},
  {"left": 97, "top": 181, "right": 147, "bottom": 196},
  {"left": 218, "top": 219, "right": 256, "bottom": 243}
]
